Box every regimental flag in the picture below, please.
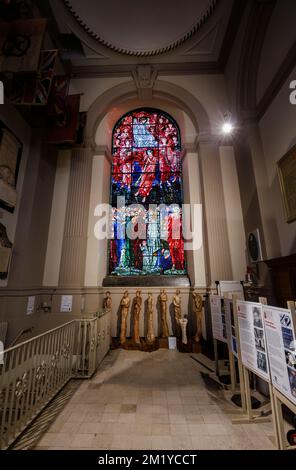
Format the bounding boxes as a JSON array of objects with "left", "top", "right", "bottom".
[
  {"left": 45, "top": 94, "right": 81, "bottom": 144},
  {"left": 0, "top": 18, "right": 46, "bottom": 73},
  {"left": 47, "top": 75, "right": 70, "bottom": 116},
  {"left": 76, "top": 112, "right": 87, "bottom": 146},
  {"left": 9, "top": 50, "right": 58, "bottom": 105}
]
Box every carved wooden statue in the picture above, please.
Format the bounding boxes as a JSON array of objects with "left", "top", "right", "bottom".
[
  {"left": 103, "top": 291, "right": 112, "bottom": 311},
  {"left": 173, "top": 289, "right": 182, "bottom": 336},
  {"left": 119, "top": 291, "right": 130, "bottom": 345},
  {"left": 146, "top": 293, "right": 155, "bottom": 344},
  {"left": 192, "top": 292, "right": 203, "bottom": 343},
  {"left": 132, "top": 290, "right": 142, "bottom": 344},
  {"left": 159, "top": 289, "right": 169, "bottom": 338},
  {"left": 179, "top": 317, "right": 188, "bottom": 344}
]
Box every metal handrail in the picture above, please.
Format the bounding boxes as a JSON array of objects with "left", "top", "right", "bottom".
[
  {"left": 3, "top": 321, "right": 75, "bottom": 354},
  {"left": 0, "top": 311, "right": 111, "bottom": 450},
  {"left": 8, "top": 327, "right": 35, "bottom": 349}
]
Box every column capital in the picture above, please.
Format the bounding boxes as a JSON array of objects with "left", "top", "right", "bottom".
[
  {"left": 94, "top": 145, "right": 112, "bottom": 163},
  {"left": 196, "top": 132, "right": 220, "bottom": 146}
]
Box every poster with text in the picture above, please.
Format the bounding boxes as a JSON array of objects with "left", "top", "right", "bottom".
[
  {"left": 224, "top": 298, "right": 238, "bottom": 358},
  {"left": 263, "top": 306, "right": 296, "bottom": 405},
  {"left": 210, "top": 295, "right": 228, "bottom": 344},
  {"left": 236, "top": 301, "right": 270, "bottom": 381},
  {"left": 61, "top": 295, "right": 73, "bottom": 313},
  {"left": 218, "top": 281, "right": 244, "bottom": 300}
]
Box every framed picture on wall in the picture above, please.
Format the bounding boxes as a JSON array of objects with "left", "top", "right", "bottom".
[
  {"left": 277, "top": 144, "right": 296, "bottom": 223},
  {"left": 0, "top": 121, "right": 23, "bottom": 213}
]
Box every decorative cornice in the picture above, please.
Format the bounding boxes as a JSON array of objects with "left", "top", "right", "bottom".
[
  {"left": 236, "top": 0, "right": 276, "bottom": 119},
  {"left": 257, "top": 39, "right": 296, "bottom": 120},
  {"left": 94, "top": 145, "right": 112, "bottom": 162},
  {"left": 62, "top": 0, "right": 219, "bottom": 57}
]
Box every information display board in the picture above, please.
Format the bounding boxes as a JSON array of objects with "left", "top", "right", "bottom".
[
  {"left": 61, "top": 295, "right": 73, "bottom": 313},
  {"left": 26, "top": 296, "right": 35, "bottom": 315},
  {"left": 218, "top": 281, "right": 244, "bottom": 300},
  {"left": 224, "top": 298, "right": 238, "bottom": 358},
  {"left": 236, "top": 300, "right": 270, "bottom": 382},
  {"left": 263, "top": 305, "right": 296, "bottom": 406},
  {"left": 210, "top": 295, "right": 228, "bottom": 344}
]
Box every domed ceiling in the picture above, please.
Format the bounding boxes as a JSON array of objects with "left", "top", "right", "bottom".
[
  {"left": 63, "top": 0, "right": 218, "bottom": 56},
  {"left": 48, "top": 0, "right": 243, "bottom": 76}
]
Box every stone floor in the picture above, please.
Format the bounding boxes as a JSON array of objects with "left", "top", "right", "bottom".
[{"left": 34, "top": 349, "right": 276, "bottom": 450}]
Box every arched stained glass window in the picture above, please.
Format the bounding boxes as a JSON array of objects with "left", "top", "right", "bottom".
[{"left": 109, "top": 109, "right": 186, "bottom": 276}]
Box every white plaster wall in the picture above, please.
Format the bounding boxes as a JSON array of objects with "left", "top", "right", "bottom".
[
  {"left": 69, "top": 77, "right": 133, "bottom": 112},
  {"left": 259, "top": 66, "right": 296, "bottom": 257},
  {"left": 161, "top": 74, "right": 229, "bottom": 134}
]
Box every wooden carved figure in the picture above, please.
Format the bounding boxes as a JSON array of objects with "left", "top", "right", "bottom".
[
  {"left": 159, "top": 289, "right": 169, "bottom": 338},
  {"left": 119, "top": 290, "right": 130, "bottom": 344},
  {"left": 132, "top": 290, "right": 142, "bottom": 344},
  {"left": 146, "top": 293, "right": 155, "bottom": 344},
  {"left": 192, "top": 292, "right": 203, "bottom": 342},
  {"left": 173, "top": 289, "right": 182, "bottom": 336}
]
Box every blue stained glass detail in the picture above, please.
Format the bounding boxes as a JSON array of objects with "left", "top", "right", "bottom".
[{"left": 133, "top": 124, "right": 158, "bottom": 148}]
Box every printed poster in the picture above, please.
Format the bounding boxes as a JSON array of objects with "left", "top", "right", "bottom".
[
  {"left": 27, "top": 296, "right": 35, "bottom": 315},
  {"left": 224, "top": 298, "right": 238, "bottom": 358},
  {"left": 61, "top": 295, "right": 73, "bottom": 313},
  {"left": 263, "top": 306, "right": 296, "bottom": 405},
  {"left": 236, "top": 301, "right": 270, "bottom": 381},
  {"left": 218, "top": 280, "right": 244, "bottom": 300},
  {"left": 209, "top": 295, "right": 228, "bottom": 344}
]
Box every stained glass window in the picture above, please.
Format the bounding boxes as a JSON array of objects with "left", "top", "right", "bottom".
[{"left": 109, "top": 109, "right": 186, "bottom": 276}]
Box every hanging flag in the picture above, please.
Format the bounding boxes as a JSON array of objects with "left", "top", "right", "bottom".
[
  {"left": 0, "top": 18, "right": 46, "bottom": 73},
  {"left": 45, "top": 94, "right": 81, "bottom": 144},
  {"left": 9, "top": 50, "right": 58, "bottom": 105},
  {"left": 76, "top": 112, "right": 87, "bottom": 145},
  {"left": 47, "top": 75, "right": 70, "bottom": 116}
]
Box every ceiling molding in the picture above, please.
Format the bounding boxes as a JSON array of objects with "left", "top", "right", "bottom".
[
  {"left": 217, "top": 0, "right": 246, "bottom": 71},
  {"left": 62, "top": 0, "right": 219, "bottom": 57},
  {"left": 256, "top": 39, "right": 296, "bottom": 120},
  {"left": 236, "top": 0, "right": 276, "bottom": 119},
  {"left": 70, "top": 61, "right": 223, "bottom": 79}
]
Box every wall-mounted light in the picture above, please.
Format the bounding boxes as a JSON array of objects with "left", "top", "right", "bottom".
[{"left": 221, "top": 112, "right": 234, "bottom": 135}]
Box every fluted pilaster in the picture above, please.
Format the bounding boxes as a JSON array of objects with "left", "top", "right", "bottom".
[
  {"left": 59, "top": 147, "right": 92, "bottom": 287},
  {"left": 198, "top": 141, "right": 232, "bottom": 283}
]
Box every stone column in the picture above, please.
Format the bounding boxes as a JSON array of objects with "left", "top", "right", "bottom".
[
  {"left": 198, "top": 137, "right": 233, "bottom": 285},
  {"left": 219, "top": 145, "right": 246, "bottom": 280},
  {"left": 59, "top": 146, "right": 93, "bottom": 288},
  {"left": 84, "top": 147, "right": 111, "bottom": 287},
  {"left": 43, "top": 150, "right": 71, "bottom": 287},
  {"left": 182, "top": 147, "right": 207, "bottom": 288}
]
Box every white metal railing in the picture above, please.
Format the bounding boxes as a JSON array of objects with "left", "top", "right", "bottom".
[{"left": 0, "top": 310, "right": 111, "bottom": 450}]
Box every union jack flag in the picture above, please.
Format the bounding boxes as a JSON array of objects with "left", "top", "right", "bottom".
[{"left": 9, "top": 49, "right": 58, "bottom": 105}]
